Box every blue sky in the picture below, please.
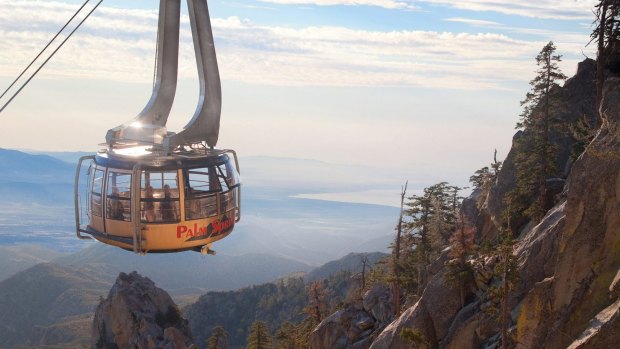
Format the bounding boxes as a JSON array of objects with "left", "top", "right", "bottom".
[{"left": 0, "top": 0, "right": 597, "bottom": 199}]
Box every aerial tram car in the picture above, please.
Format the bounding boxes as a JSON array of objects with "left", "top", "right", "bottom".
[{"left": 72, "top": 0, "right": 241, "bottom": 254}]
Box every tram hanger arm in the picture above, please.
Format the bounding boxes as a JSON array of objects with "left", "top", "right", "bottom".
[
  {"left": 163, "top": 0, "right": 222, "bottom": 151},
  {"left": 105, "top": 0, "right": 222, "bottom": 151}
]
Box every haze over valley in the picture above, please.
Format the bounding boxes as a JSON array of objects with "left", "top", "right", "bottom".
[{"left": 0, "top": 148, "right": 400, "bottom": 268}]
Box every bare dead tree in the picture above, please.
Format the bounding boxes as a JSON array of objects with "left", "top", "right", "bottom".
[
  {"left": 393, "top": 180, "right": 408, "bottom": 315},
  {"left": 359, "top": 253, "right": 369, "bottom": 293}
]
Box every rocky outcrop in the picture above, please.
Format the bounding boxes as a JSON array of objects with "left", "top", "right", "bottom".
[
  {"left": 370, "top": 300, "right": 436, "bottom": 349},
  {"left": 310, "top": 284, "right": 393, "bottom": 349},
  {"left": 370, "top": 267, "right": 468, "bottom": 349},
  {"left": 479, "top": 58, "right": 597, "bottom": 240},
  {"left": 526, "top": 77, "right": 620, "bottom": 349},
  {"left": 355, "top": 59, "right": 620, "bottom": 349},
  {"left": 92, "top": 271, "right": 195, "bottom": 349},
  {"left": 566, "top": 300, "right": 620, "bottom": 349}
]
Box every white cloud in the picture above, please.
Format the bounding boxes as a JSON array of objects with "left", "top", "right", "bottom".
[
  {"left": 254, "top": 0, "right": 595, "bottom": 20},
  {"left": 0, "top": 1, "right": 588, "bottom": 90},
  {"left": 258, "top": 0, "right": 418, "bottom": 10},
  {"left": 443, "top": 17, "right": 502, "bottom": 27},
  {"left": 419, "top": 0, "right": 597, "bottom": 20}
]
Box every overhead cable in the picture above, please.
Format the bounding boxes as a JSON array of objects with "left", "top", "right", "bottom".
[
  {"left": 0, "top": 0, "right": 104, "bottom": 114},
  {"left": 0, "top": 0, "right": 92, "bottom": 101}
]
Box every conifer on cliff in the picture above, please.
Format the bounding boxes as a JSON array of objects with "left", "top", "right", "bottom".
[{"left": 510, "top": 41, "right": 567, "bottom": 224}]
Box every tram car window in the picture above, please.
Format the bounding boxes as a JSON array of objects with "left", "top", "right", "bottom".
[{"left": 106, "top": 171, "right": 132, "bottom": 221}]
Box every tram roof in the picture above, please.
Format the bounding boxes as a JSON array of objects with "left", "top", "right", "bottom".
[{"left": 94, "top": 147, "right": 232, "bottom": 171}]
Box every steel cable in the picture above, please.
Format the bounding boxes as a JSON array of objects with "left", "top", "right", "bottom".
[
  {"left": 0, "top": 0, "right": 104, "bottom": 114},
  {"left": 0, "top": 0, "right": 92, "bottom": 101}
]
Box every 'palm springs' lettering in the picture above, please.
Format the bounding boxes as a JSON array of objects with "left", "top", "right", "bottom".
[{"left": 176, "top": 215, "right": 235, "bottom": 241}]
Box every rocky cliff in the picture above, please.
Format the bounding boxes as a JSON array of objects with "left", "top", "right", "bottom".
[
  {"left": 312, "top": 58, "right": 620, "bottom": 348},
  {"left": 92, "top": 271, "right": 195, "bottom": 349},
  {"left": 309, "top": 284, "right": 393, "bottom": 349}
]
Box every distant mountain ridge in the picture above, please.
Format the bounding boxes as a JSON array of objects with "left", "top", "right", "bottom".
[
  {"left": 0, "top": 245, "right": 65, "bottom": 281},
  {"left": 55, "top": 244, "right": 312, "bottom": 294},
  {"left": 26, "top": 150, "right": 95, "bottom": 164},
  {"left": 304, "top": 251, "right": 387, "bottom": 282},
  {"left": 0, "top": 148, "right": 75, "bottom": 206},
  {"left": 0, "top": 148, "right": 74, "bottom": 183}
]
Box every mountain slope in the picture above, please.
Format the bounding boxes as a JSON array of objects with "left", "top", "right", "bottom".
[
  {"left": 304, "top": 251, "right": 387, "bottom": 282},
  {"left": 0, "top": 263, "right": 109, "bottom": 348},
  {"left": 0, "top": 245, "right": 65, "bottom": 281},
  {"left": 185, "top": 251, "right": 386, "bottom": 347}
]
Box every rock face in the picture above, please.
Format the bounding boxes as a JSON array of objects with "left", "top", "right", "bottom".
[
  {"left": 310, "top": 284, "right": 393, "bottom": 349},
  {"left": 340, "top": 59, "right": 620, "bottom": 348},
  {"left": 522, "top": 77, "right": 620, "bottom": 349},
  {"left": 480, "top": 58, "right": 597, "bottom": 241},
  {"left": 370, "top": 267, "right": 470, "bottom": 349},
  {"left": 92, "top": 271, "right": 195, "bottom": 349}
]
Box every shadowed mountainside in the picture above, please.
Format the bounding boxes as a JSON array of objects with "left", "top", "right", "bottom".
[
  {"left": 184, "top": 252, "right": 385, "bottom": 348},
  {"left": 0, "top": 263, "right": 109, "bottom": 348}
]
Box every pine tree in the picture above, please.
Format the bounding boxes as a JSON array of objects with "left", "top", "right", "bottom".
[
  {"left": 303, "top": 280, "right": 328, "bottom": 323},
  {"left": 484, "top": 200, "right": 520, "bottom": 349},
  {"left": 469, "top": 166, "right": 490, "bottom": 189},
  {"left": 206, "top": 326, "right": 229, "bottom": 349},
  {"left": 590, "top": 1, "right": 620, "bottom": 111},
  {"left": 488, "top": 230, "right": 520, "bottom": 349},
  {"left": 297, "top": 317, "right": 320, "bottom": 348},
  {"left": 511, "top": 41, "right": 567, "bottom": 224},
  {"left": 470, "top": 150, "right": 502, "bottom": 208},
  {"left": 569, "top": 114, "right": 597, "bottom": 161},
  {"left": 446, "top": 210, "right": 477, "bottom": 308},
  {"left": 246, "top": 320, "right": 272, "bottom": 349},
  {"left": 404, "top": 182, "right": 462, "bottom": 294},
  {"left": 274, "top": 321, "right": 297, "bottom": 349}
]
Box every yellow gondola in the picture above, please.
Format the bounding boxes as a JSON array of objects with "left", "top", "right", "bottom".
[
  {"left": 74, "top": 0, "right": 241, "bottom": 254},
  {"left": 76, "top": 147, "right": 240, "bottom": 254}
]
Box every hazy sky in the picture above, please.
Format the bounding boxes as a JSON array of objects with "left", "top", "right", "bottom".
[{"left": 0, "top": 0, "right": 596, "bottom": 189}]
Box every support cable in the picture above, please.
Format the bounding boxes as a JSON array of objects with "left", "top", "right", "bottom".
[
  {"left": 0, "top": 0, "right": 104, "bottom": 114},
  {"left": 0, "top": 0, "right": 92, "bottom": 101}
]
